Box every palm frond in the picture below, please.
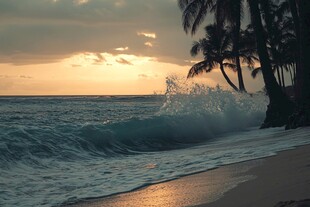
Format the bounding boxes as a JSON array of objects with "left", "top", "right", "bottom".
[
  {"left": 182, "top": 0, "right": 212, "bottom": 34},
  {"left": 251, "top": 67, "right": 262, "bottom": 79},
  {"left": 223, "top": 62, "right": 237, "bottom": 72},
  {"left": 191, "top": 3, "right": 208, "bottom": 35},
  {"left": 187, "top": 60, "right": 214, "bottom": 78},
  {"left": 190, "top": 41, "right": 203, "bottom": 57},
  {"left": 178, "top": 0, "right": 190, "bottom": 10}
]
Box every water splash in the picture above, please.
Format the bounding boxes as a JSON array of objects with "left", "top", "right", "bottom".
[{"left": 160, "top": 75, "right": 268, "bottom": 129}]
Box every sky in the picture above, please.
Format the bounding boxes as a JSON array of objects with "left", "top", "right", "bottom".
[{"left": 0, "top": 0, "right": 266, "bottom": 95}]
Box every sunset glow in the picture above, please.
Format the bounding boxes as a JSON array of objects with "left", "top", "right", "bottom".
[{"left": 0, "top": 0, "right": 265, "bottom": 95}]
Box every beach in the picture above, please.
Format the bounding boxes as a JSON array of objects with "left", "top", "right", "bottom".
[{"left": 66, "top": 144, "right": 310, "bottom": 207}]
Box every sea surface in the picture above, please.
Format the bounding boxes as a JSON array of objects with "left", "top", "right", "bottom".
[{"left": 1, "top": 80, "right": 310, "bottom": 207}]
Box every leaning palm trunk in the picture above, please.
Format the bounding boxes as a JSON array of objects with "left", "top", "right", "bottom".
[
  {"left": 233, "top": 23, "right": 247, "bottom": 92},
  {"left": 235, "top": 56, "right": 246, "bottom": 91},
  {"left": 276, "top": 67, "right": 282, "bottom": 88},
  {"left": 219, "top": 62, "right": 239, "bottom": 92},
  {"left": 287, "top": 0, "right": 310, "bottom": 128},
  {"left": 248, "top": 0, "right": 293, "bottom": 128}
]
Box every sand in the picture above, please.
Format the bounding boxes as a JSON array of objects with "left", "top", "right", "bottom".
[
  {"left": 65, "top": 145, "right": 310, "bottom": 207},
  {"left": 195, "top": 145, "right": 310, "bottom": 207}
]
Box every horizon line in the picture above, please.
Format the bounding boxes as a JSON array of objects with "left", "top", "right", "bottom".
[{"left": 0, "top": 94, "right": 165, "bottom": 97}]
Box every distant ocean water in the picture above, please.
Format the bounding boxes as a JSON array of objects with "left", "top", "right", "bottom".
[{"left": 1, "top": 77, "right": 310, "bottom": 207}]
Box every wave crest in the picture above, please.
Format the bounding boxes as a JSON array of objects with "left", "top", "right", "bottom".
[{"left": 0, "top": 76, "right": 268, "bottom": 163}]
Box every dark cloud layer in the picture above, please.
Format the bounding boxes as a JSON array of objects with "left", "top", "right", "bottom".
[{"left": 0, "top": 0, "right": 210, "bottom": 66}]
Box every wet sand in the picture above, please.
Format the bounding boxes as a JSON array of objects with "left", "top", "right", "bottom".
[{"left": 65, "top": 145, "right": 310, "bottom": 207}]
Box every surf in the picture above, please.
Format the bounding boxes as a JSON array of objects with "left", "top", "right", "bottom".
[{"left": 0, "top": 76, "right": 268, "bottom": 165}]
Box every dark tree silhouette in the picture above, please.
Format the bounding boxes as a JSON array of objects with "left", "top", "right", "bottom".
[
  {"left": 178, "top": 0, "right": 247, "bottom": 92},
  {"left": 248, "top": 0, "right": 293, "bottom": 128},
  {"left": 187, "top": 24, "right": 239, "bottom": 91},
  {"left": 214, "top": 0, "right": 246, "bottom": 92},
  {"left": 178, "top": 0, "right": 310, "bottom": 128},
  {"left": 178, "top": 0, "right": 215, "bottom": 35},
  {"left": 287, "top": 0, "right": 310, "bottom": 128}
]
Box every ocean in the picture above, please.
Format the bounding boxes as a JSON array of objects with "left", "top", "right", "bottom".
[{"left": 1, "top": 80, "right": 310, "bottom": 207}]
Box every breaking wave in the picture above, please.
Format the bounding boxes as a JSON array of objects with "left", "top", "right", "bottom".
[{"left": 0, "top": 76, "right": 268, "bottom": 164}]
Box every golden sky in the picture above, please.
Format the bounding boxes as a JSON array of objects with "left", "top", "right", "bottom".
[{"left": 0, "top": 0, "right": 265, "bottom": 95}]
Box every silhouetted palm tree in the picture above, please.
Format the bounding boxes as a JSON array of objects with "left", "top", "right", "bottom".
[
  {"left": 261, "top": 0, "right": 296, "bottom": 89},
  {"left": 187, "top": 24, "right": 239, "bottom": 91},
  {"left": 179, "top": 0, "right": 247, "bottom": 92},
  {"left": 290, "top": 0, "right": 310, "bottom": 126},
  {"left": 214, "top": 0, "right": 246, "bottom": 92},
  {"left": 287, "top": 0, "right": 299, "bottom": 46},
  {"left": 178, "top": 0, "right": 295, "bottom": 127},
  {"left": 178, "top": 0, "right": 215, "bottom": 35},
  {"left": 248, "top": 0, "right": 293, "bottom": 128}
]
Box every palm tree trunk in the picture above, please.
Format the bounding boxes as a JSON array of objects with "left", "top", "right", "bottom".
[
  {"left": 260, "top": 0, "right": 275, "bottom": 40},
  {"left": 287, "top": 0, "right": 310, "bottom": 128},
  {"left": 233, "top": 2, "right": 246, "bottom": 92},
  {"left": 288, "top": 0, "right": 301, "bottom": 99},
  {"left": 288, "top": 0, "right": 300, "bottom": 43},
  {"left": 248, "top": 0, "right": 293, "bottom": 128},
  {"left": 219, "top": 62, "right": 239, "bottom": 92},
  {"left": 294, "top": 0, "right": 310, "bottom": 103},
  {"left": 276, "top": 68, "right": 282, "bottom": 88},
  {"left": 235, "top": 53, "right": 246, "bottom": 92},
  {"left": 260, "top": 0, "right": 283, "bottom": 86}
]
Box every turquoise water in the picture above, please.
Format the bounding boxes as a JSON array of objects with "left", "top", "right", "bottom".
[{"left": 1, "top": 84, "right": 310, "bottom": 207}]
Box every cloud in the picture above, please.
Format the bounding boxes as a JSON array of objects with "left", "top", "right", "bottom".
[
  {"left": 0, "top": 75, "right": 33, "bottom": 79},
  {"left": 19, "top": 75, "right": 33, "bottom": 79},
  {"left": 0, "top": 0, "right": 210, "bottom": 66},
  {"left": 138, "top": 73, "right": 159, "bottom": 79},
  {"left": 93, "top": 53, "right": 106, "bottom": 64},
  {"left": 116, "top": 58, "right": 133, "bottom": 65},
  {"left": 115, "top": 47, "right": 129, "bottom": 51},
  {"left": 137, "top": 32, "right": 157, "bottom": 39},
  {"left": 138, "top": 74, "right": 148, "bottom": 78},
  {"left": 144, "top": 42, "right": 153, "bottom": 47},
  {"left": 74, "top": 0, "right": 90, "bottom": 5}
]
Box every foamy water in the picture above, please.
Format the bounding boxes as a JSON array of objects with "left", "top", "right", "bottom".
[{"left": 1, "top": 77, "right": 310, "bottom": 207}]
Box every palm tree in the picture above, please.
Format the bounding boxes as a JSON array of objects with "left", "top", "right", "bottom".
[
  {"left": 260, "top": 0, "right": 283, "bottom": 88},
  {"left": 248, "top": 0, "right": 293, "bottom": 128},
  {"left": 178, "top": 0, "right": 295, "bottom": 127},
  {"left": 214, "top": 0, "right": 246, "bottom": 92},
  {"left": 187, "top": 24, "right": 239, "bottom": 91},
  {"left": 287, "top": 0, "right": 310, "bottom": 128},
  {"left": 260, "top": 0, "right": 296, "bottom": 90},
  {"left": 178, "top": 0, "right": 215, "bottom": 35},
  {"left": 250, "top": 13, "right": 298, "bottom": 93},
  {"left": 178, "top": 0, "right": 247, "bottom": 92},
  {"left": 287, "top": 0, "right": 299, "bottom": 47}
]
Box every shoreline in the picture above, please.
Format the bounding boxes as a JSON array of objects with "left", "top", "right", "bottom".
[
  {"left": 65, "top": 144, "right": 310, "bottom": 207},
  {"left": 194, "top": 144, "right": 310, "bottom": 207}
]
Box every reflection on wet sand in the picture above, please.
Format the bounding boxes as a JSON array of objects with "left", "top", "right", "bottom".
[{"left": 66, "top": 160, "right": 259, "bottom": 207}]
